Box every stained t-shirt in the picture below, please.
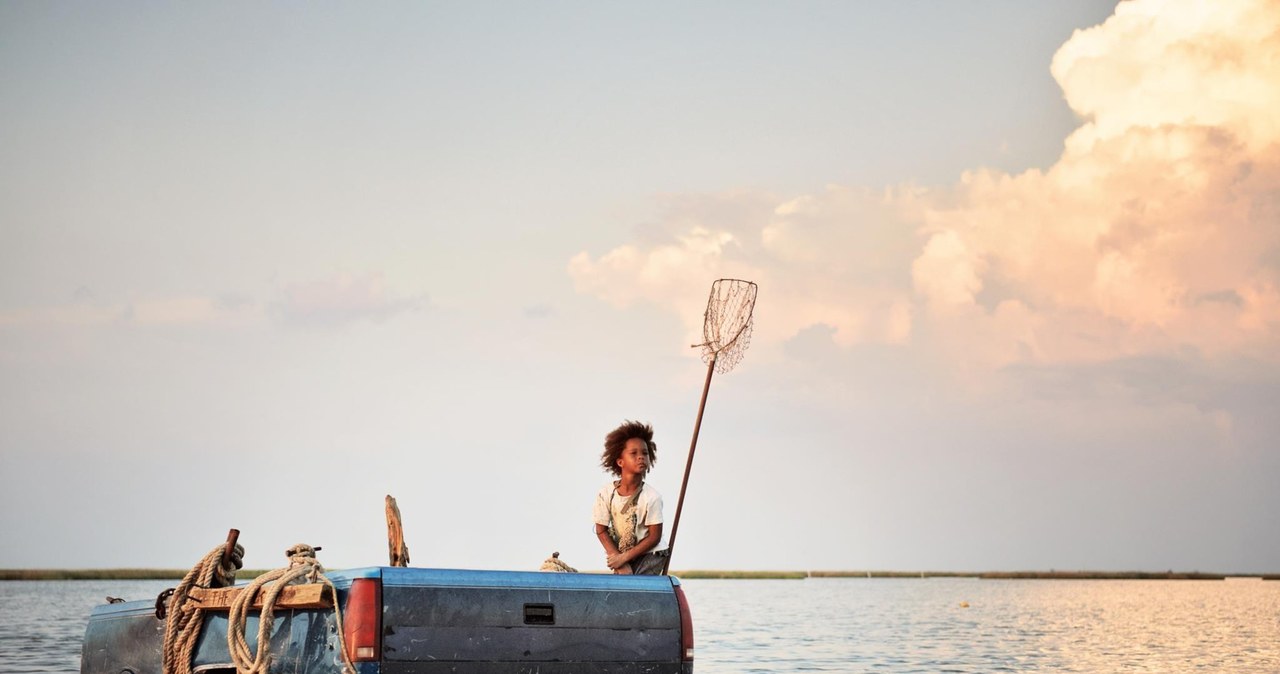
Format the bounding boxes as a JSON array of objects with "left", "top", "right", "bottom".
[{"left": 592, "top": 482, "right": 665, "bottom": 549}]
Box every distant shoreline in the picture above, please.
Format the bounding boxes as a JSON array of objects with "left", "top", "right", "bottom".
[
  {"left": 680, "top": 570, "right": 1278, "bottom": 580},
  {"left": 2, "top": 569, "right": 1277, "bottom": 581}
]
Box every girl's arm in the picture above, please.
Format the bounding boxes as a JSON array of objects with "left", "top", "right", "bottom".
[
  {"left": 605, "top": 523, "right": 663, "bottom": 571},
  {"left": 596, "top": 524, "right": 622, "bottom": 560}
]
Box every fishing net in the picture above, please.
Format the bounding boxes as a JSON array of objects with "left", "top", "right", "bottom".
[
  {"left": 665, "top": 278, "right": 759, "bottom": 574},
  {"left": 696, "top": 279, "right": 758, "bottom": 374}
]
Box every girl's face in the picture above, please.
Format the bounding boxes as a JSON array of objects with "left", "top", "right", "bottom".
[{"left": 616, "top": 437, "right": 650, "bottom": 476}]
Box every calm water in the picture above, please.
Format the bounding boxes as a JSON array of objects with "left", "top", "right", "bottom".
[{"left": 2, "top": 577, "right": 1277, "bottom": 673}]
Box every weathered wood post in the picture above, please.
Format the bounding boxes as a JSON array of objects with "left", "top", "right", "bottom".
[{"left": 385, "top": 495, "right": 410, "bottom": 567}]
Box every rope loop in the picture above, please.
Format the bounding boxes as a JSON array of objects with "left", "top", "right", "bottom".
[
  {"left": 160, "top": 539, "right": 355, "bottom": 674},
  {"left": 226, "top": 544, "right": 354, "bottom": 674},
  {"left": 160, "top": 542, "right": 243, "bottom": 674}
]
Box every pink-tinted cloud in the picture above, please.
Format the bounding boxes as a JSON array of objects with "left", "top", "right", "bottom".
[
  {"left": 0, "top": 273, "right": 425, "bottom": 334},
  {"left": 272, "top": 272, "right": 426, "bottom": 328},
  {"left": 1053, "top": 0, "right": 1280, "bottom": 151},
  {"left": 569, "top": 0, "right": 1280, "bottom": 372},
  {"left": 0, "top": 295, "right": 258, "bottom": 329}
]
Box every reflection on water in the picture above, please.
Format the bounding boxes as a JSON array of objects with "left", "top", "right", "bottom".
[
  {"left": 682, "top": 577, "right": 1280, "bottom": 673},
  {"left": 2, "top": 577, "right": 1277, "bottom": 673}
]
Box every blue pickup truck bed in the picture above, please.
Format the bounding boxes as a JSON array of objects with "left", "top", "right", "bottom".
[{"left": 81, "top": 567, "right": 694, "bottom": 674}]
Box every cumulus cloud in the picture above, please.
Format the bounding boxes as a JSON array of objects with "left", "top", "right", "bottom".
[
  {"left": 1053, "top": 0, "right": 1280, "bottom": 151},
  {"left": 569, "top": 0, "right": 1280, "bottom": 374},
  {"left": 569, "top": 212, "right": 768, "bottom": 340}
]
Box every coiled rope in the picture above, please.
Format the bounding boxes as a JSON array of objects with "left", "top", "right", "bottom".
[
  {"left": 161, "top": 541, "right": 355, "bottom": 674},
  {"left": 539, "top": 551, "right": 577, "bottom": 573},
  {"left": 161, "top": 542, "right": 243, "bottom": 674},
  {"left": 226, "top": 543, "right": 355, "bottom": 674}
]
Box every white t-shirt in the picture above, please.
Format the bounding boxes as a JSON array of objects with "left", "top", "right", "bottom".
[{"left": 593, "top": 482, "right": 664, "bottom": 548}]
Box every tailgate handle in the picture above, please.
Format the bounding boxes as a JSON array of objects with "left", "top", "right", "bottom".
[{"left": 523, "top": 603, "right": 555, "bottom": 625}]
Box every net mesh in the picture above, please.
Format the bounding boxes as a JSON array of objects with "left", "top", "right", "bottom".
[{"left": 697, "top": 279, "right": 758, "bottom": 374}]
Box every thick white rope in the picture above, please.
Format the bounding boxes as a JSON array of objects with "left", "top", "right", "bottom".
[
  {"left": 539, "top": 551, "right": 578, "bottom": 573},
  {"left": 226, "top": 544, "right": 355, "bottom": 674},
  {"left": 161, "top": 543, "right": 242, "bottom": 674},
  {"left": 160, "top": 541, "right": 354, "bottom": 674}
]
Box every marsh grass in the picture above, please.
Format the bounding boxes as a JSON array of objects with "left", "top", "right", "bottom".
[
  {"left": 2, "top": 568, "right": 1269, "bottom": 581},
  {"left": 809, "top": 571, "right": 977, "bottom": 578},
  {"left": 977, "top": 571, "right": 1229, "bottom": 580},
  {"left": 0, "top": 569, "right": 273, "bottom": 581},
  {"left": 671, "top": 570, "right": 808, "bottom": 579}
]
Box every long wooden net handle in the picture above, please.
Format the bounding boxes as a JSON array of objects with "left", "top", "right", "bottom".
[{"left": 663, "top": 356, "right": 716, "bottom": 575}]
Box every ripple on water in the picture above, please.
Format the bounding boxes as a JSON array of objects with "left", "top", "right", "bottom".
[
  {"left": 3, "top": 577, "right": 1279, "bottom": 673},
  {"left": 680, "top": 577, "right": 1280, "bottom": 674}
]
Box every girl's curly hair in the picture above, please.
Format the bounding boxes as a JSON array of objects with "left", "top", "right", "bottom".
[{"left": 600, "top": 420, "right": 657, "bottom": 476}]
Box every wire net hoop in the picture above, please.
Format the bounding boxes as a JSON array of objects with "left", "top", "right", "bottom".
[{"left": 697, "top": 279, "right": 758, "bottom": 374}]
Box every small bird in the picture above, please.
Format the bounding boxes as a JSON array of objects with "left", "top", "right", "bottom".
[{"left": 107, "top": 596, "right": 125, "bottom": 604}]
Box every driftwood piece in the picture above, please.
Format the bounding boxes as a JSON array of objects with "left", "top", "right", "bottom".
[
  {"left": 386, "top": 494, "right": 410, "bottom": 567},
  {"left": 187, "top": 583, "right": 333, "bottom": 611}
]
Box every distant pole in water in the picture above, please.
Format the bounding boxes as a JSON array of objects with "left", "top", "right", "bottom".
[{"left": 664, "top": 279, "right": 757, "bottom": 575}]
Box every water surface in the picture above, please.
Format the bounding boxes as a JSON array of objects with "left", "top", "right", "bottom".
[
  {"left": 684, "top": 577, "right": 1280, "bottom": 673},
  {"left": 2, "top": 577, "right": 1276, "bottom": 673}
]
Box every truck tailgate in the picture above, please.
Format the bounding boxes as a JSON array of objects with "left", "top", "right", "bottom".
[{"left": 380, "top": 568, "right": 685, "bottom": 674}]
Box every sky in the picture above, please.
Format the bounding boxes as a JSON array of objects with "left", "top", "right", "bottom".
[{"left": 2, "top": 0, "right": 1278, "bottom": 575}]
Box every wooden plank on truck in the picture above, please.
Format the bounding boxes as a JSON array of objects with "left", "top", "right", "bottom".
[{"left": 188, "top": 583, "right": 333, "bottom": 610}]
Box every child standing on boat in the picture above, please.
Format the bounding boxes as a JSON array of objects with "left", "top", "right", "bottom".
[{"left": 593, "top": 420, "right": 668, "bottom": 575}]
